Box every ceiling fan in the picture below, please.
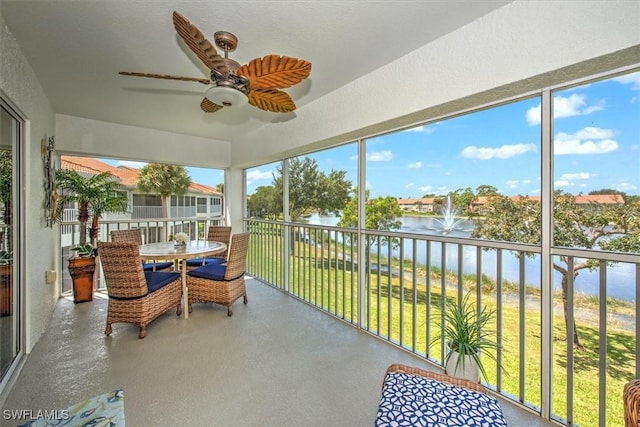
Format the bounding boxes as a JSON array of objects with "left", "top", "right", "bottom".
[{"left": 119, "top": 11, "right": 312, "bottom": 114}]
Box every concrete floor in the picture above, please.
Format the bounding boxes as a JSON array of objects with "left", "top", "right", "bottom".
[{"left": 1, "top": 279, "right": 555, "bottom": 427}]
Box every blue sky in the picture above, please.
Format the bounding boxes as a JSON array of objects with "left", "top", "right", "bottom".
[
  {"left": 104, "top": 70, "right": 639, "bottom": 199},
  {"left": 247, "top": 70, "right": 639, "bottom": 198}
]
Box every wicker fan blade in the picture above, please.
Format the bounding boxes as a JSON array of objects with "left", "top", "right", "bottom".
[
  {"left": 238, "top": 55, "right": 311, "bottom": 90},
  {"left": 248, "top": 88, "right": 296, "bottom": 113},
  {"left": 172, "top": 11, "right": 228, "bottom": 73},
  {"left": 119, "top": 72, "right": 211, "bottom": 85},
  {"left": 200, "top": 98, "right": 223, "bottom": 113}
]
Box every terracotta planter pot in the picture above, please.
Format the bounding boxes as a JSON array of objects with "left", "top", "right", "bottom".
[{"left": 68, "top": 256, "right": 96, "bottom": 303}]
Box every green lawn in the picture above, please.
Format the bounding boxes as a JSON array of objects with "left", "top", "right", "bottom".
[{"left": 248, "top": 230, "right": 634, "bottom": 427}]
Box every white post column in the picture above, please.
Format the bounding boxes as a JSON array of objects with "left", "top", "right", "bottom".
[{"left": 225, "top": 167, "right": 245, "bottom": 233}]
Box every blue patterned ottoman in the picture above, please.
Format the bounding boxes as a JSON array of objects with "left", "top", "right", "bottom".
[{"left": 375, "top": 365, "right": 507, "bottom": 426}]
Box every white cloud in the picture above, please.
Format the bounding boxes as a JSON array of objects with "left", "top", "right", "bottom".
[
  {"left": 461, "top": 143, "right": 536, "bottom": 160},
  {"left": 614, "top": 73, "right": 640, "bottom": 90},
  {"left": 504, "top": 179, "right": 532, "bottom": 189},
  {"left": 555, "top": 174, "right": 591, "bottom": 188},
  {"left": 118, "top": 160, "right": 147, "bottom": 168},
  {"left": 408, "top": 161, "right": 422, "bottom": 169},
  {"left": 246, "top": 169, "right": 273, "bottom": 184},
  {"left": 554, "top": 127, "right": 618, "bottom": 155},
  {"left": 615, "top": 182, "right": 638, "bottom": 192},
  {"left": 418, "top": 185, "right": 433, "bottom": 192},
  {"left": 366, "top": 150, "right": 393, "bottom": 161},
  {"left": 367, "top": 137, "right": 385, "bottom": 145},
  {"left": 404, "top": 125, "right": 424, "bottom": 132},
  {"left": 555, "top": 139, "right": 618, "bottom": 155},
  {"left": 403, "top": 125, "right": 436, "bottom": 134},
  {"left": 556, "top": 127, "right": 614, "bottom": 141},
  {"left": 405, "top": 183, "right": 414, "bottom": 188},
  {"left": 553, "top": 179, "right": 587, "bottom": 188},
  {"left": 559, "top": 172, "right": 592, "bottom": 180},
  {"left": 525, "top": 105, "right": 541, "bottom": 126},
  {"left": 526, "top": 93, "right": 604, "bottom": 125}
]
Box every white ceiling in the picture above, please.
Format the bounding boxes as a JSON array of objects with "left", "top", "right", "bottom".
[{"left": 1, "top": 1, "right": 511, "bottom": 143}]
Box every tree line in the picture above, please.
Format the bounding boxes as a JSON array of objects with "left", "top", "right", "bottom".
[{"left": 247, "top": 157, "right": 640, "bottom": 349}]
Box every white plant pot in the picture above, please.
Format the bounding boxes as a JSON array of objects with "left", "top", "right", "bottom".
[{"left": 445, "top": 348, "right": 480, "bottom": 383}]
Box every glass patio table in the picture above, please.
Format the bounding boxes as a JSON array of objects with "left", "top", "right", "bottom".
[{"left": 139, "top": 240, "right": 226, "bottom": 319}]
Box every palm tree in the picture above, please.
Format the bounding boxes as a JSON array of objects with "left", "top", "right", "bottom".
[
  {"left": 137, "top": 163, "right": 191, "bottom": 219},
  {"left": 55, "top": 169, "right": 129, "bottom": 251},
  {"left": 54, "top": 169, "right": 129, "bottom": 303}
]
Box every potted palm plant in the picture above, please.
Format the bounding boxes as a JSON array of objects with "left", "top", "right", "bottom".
[
  {"left": 431, "top": 292, "right": 501, "bottom": 383},
  {"left": 55, "top": 169, "right": 128, "bottom": 303}
]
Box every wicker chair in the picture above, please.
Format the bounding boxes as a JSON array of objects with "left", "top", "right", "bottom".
[
  {"left": 624, "top": 379, "right": 640, "bottom": 426},
  {"left": 185, "top": 226, "right": 232, "bottom": 270},
  {"left": 186, "top": 232, "right": 250, "bottom": 316},
  {"left": 111, "top": 229, "right": 173, "bottom": 272},
  {"left": 97, "top": 241, "right": 183, "bottom": 338}
]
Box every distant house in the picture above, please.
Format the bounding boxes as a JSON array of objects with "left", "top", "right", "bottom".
[
  {"left": 401, "top": 194, "right": 624, "bottom": 214},
  {"left": 502, "top": 194, "right": 624, "bottom": 206},
  {"left": 60, "top": 156, "right": 223, "bottom": 244},
  {"left": 397, "top": 198, "right": 436, "bottom": 213}
]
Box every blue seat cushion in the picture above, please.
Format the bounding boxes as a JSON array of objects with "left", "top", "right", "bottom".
[
  {"left": 142, "top": 261, "right": 174, "bottom": 271},
  {"left": 145, "top": 271, "right": 181, "bottom": 293},
  {"left": 187, "top": 263, "right": 227, "bottom": 281},
  {"left": 185, "top": 257, "right": 225, "bottom": 267}
]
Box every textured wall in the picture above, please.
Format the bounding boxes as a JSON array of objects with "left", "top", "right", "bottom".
[
  {"left": 56, "top": 114, "right": 231, "bottom": 169},
  {"left": 0, "top": 15, "right": 59, "bottom": 351}
]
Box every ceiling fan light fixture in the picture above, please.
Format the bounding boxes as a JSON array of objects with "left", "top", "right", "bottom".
[{"left": 205, "top": 85, "right": 248, "bottom": 108}]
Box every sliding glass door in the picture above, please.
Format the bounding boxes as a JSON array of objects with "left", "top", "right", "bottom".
[{"left": 0, "top": 100, "right": 21, "bottom": 385}]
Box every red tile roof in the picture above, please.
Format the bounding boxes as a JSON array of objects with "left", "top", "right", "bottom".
[
  {"left": 575, "top": 194, "right": 624, "bottom": 204},
  {"left": 61, "top": 156, "right": 221, "bottom": 195},
  {"left": 399, "top": 194, "right": 623, "bottom": 207}
]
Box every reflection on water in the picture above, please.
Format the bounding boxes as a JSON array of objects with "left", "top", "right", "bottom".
[{"left": 304, "top": 213, "right": 636, "bottom": 301}]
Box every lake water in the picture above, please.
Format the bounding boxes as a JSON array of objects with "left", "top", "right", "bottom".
[{"left": 305, "top": 213, "right": 637, "bottom": 302}]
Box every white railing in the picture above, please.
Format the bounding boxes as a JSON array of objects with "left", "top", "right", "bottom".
[
  {"left": 244, "top": 218, "right": 638, "bottom": 427},
  {"left": 131, "top": 206, "right": 163, "bottom": 219},
  {"left": 59, "top": 215, "right": 225, "bottom": 293},
  {"left": 170, "top": 206, "right": 196, "bottom": 218}
]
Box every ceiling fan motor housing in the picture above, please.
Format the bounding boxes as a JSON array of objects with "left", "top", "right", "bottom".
[{"left": 210, "top": 69, "right": 250, "bottom": 94}]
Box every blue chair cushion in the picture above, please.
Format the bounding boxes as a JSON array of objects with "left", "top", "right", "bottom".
[
  {"left": 187, "top": 263, "right": 227, "bottom": 281},
  {"left": 184, "top": 257, "right": 225, "bottom": 267},
  {"left": 142, "top": 261, "right": 174, "bottom": 272},
  {"left": 145, "top": 271, "right": 181, "bottom": 293}
]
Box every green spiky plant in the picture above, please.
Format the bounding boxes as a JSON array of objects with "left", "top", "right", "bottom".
[
  {"left": 54, "top": 169, "right": 128, "bottom": 255},
  {"left": 432, "top": 292, "right": 502, "bottom": 382}
]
